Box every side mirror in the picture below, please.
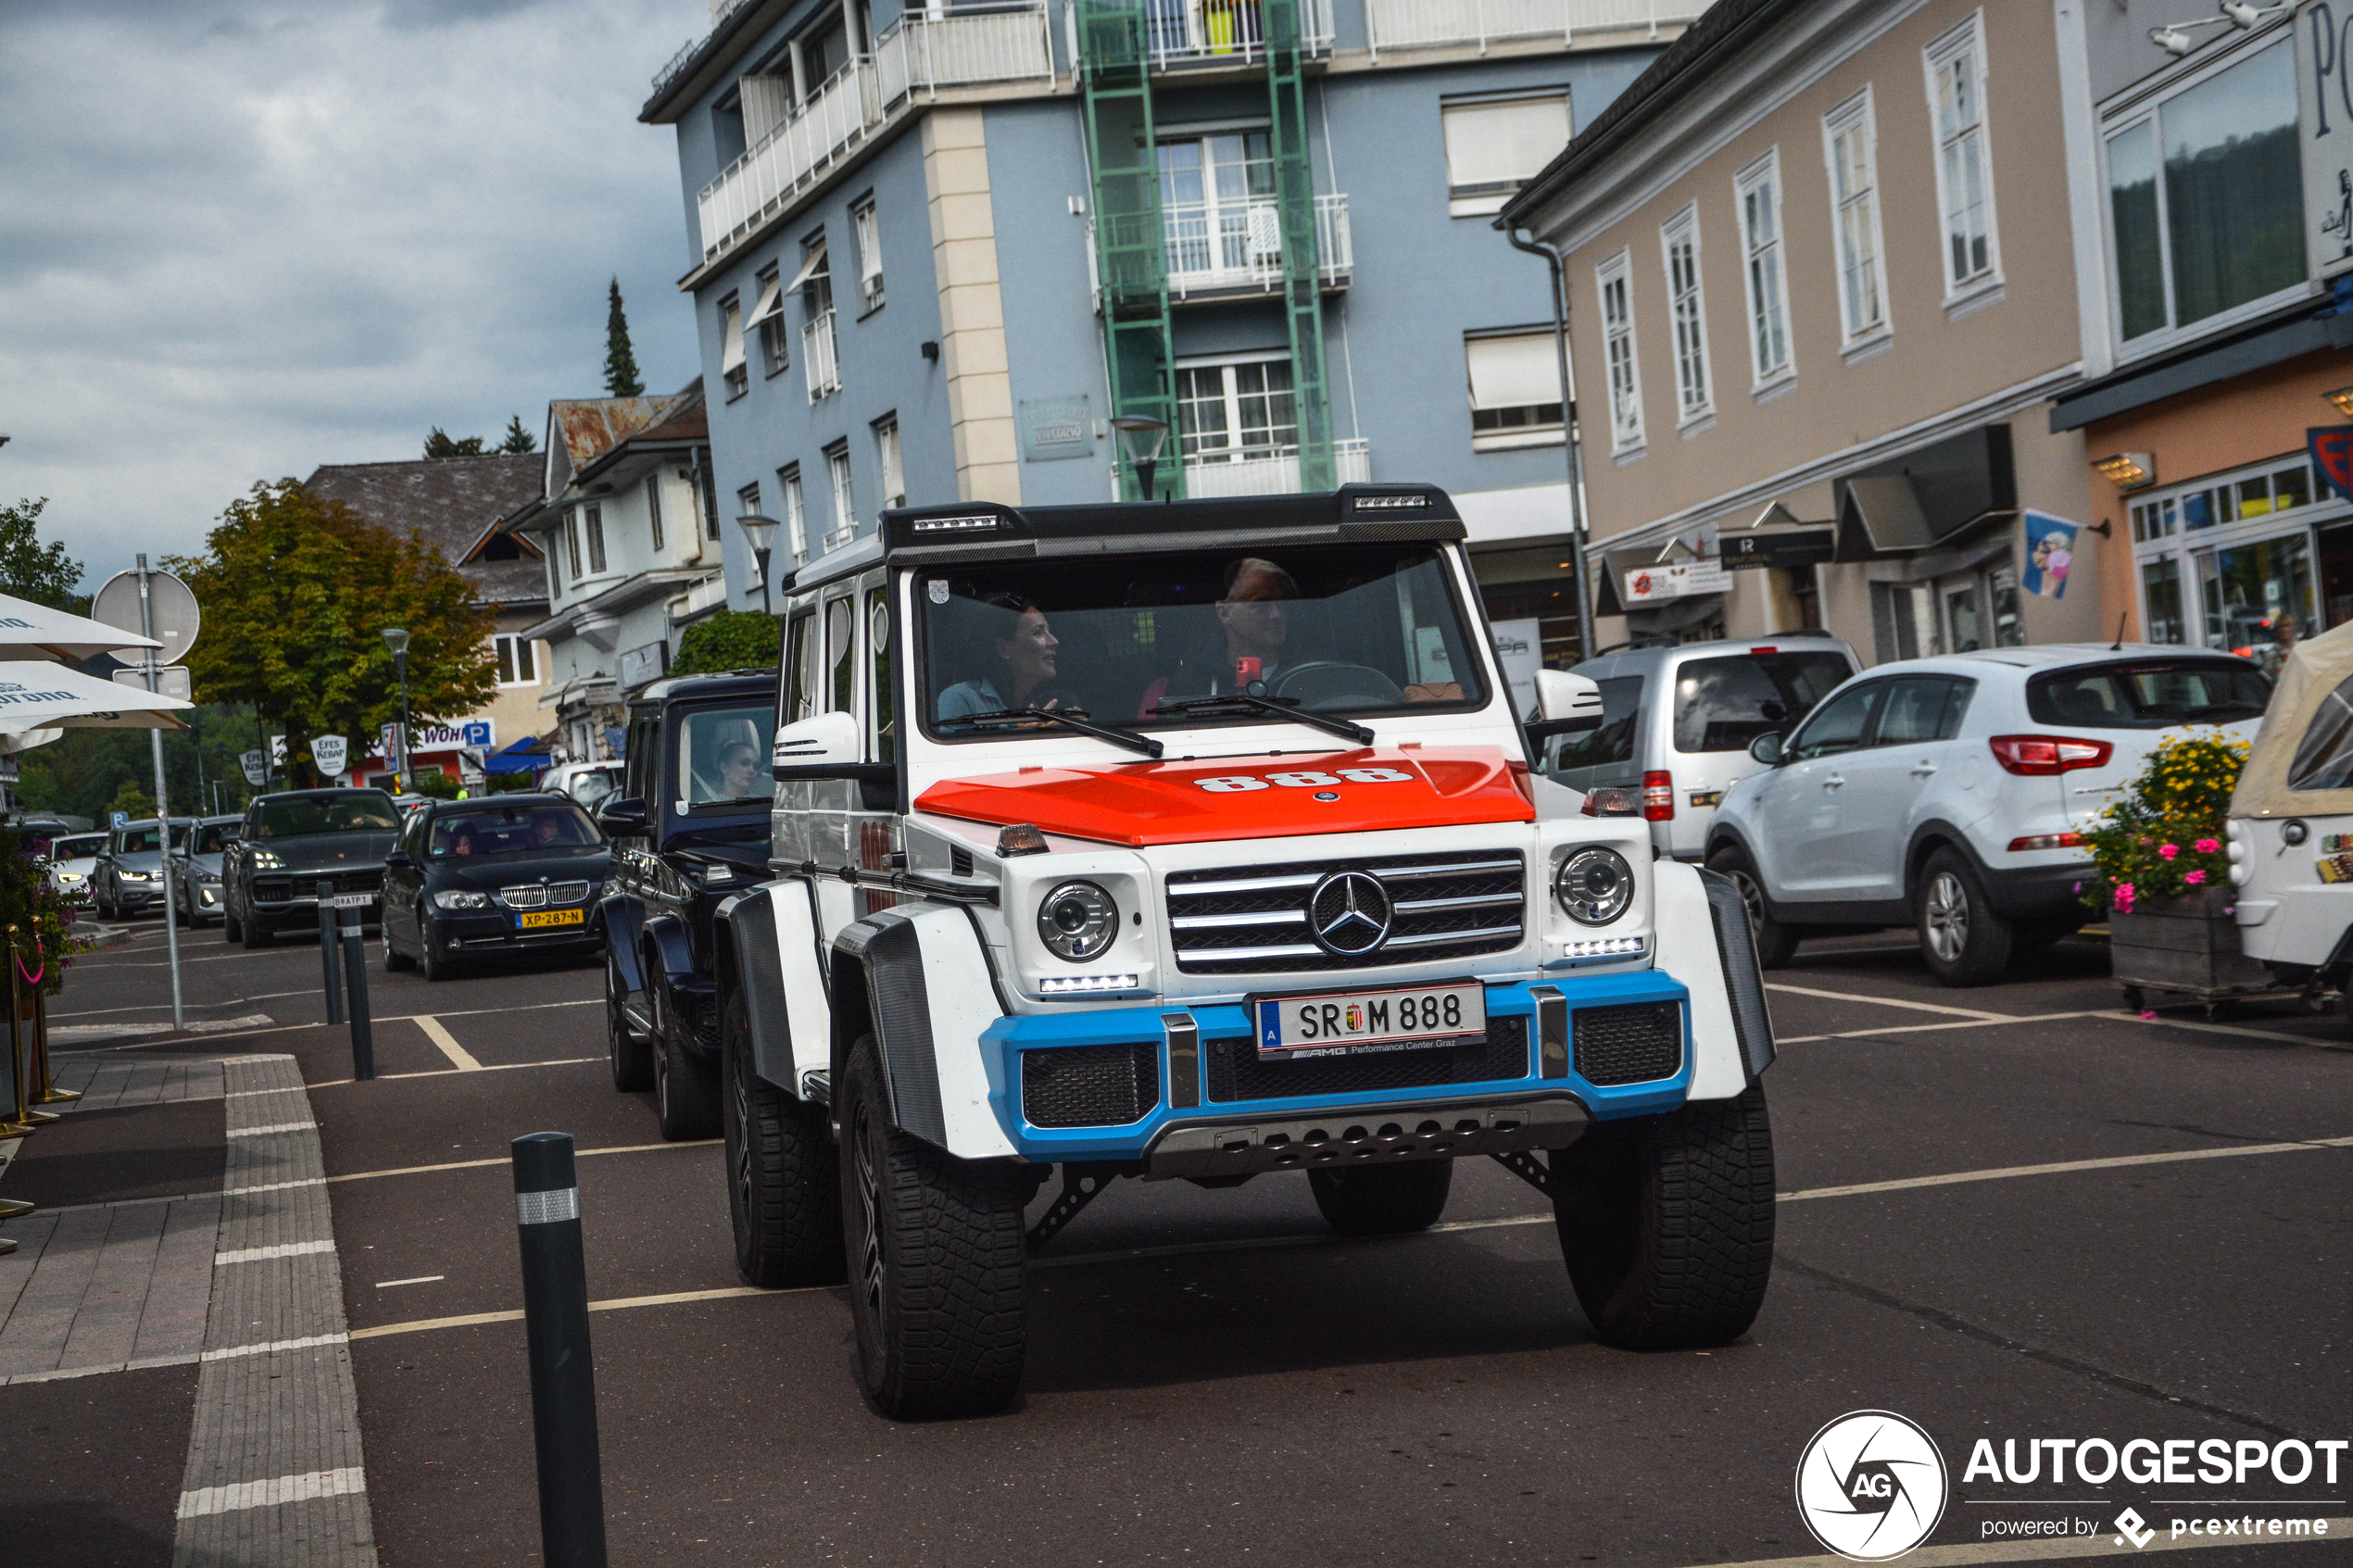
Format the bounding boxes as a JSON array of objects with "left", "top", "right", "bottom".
[
  {"left": 772, "top": 710, "right": 869, "bottom": 778},
  {"left": 383, "top": 848, "right": 414, "bottom": 869},
  {"left": 596, "top": 797, "right": 650, "bottom": 836},
  {"left": 1748, "top": 732, "right": 1786, "bottom": 766},
  {"left": 1524, "top": 669, "right": 1605, "bottom": 744}
]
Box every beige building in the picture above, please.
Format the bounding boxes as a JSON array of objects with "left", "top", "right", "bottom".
[
  {"left": 1505, "top": 0, "right": 2107, "bottom": 662},
  {"left": 304, "top": 454, "right": 552, "bottom": 780}
]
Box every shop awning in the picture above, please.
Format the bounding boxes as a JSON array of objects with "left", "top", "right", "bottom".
[{"left": 483, "top": 731, "right": 557, "bottom": 775}]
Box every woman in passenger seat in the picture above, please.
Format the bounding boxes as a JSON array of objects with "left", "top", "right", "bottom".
[{"left": 937, "top": 593, "right": 1066, "bottom": 721}]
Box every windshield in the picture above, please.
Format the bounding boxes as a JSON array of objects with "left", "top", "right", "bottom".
[
  {"left": 113, "top": 825, "right": 163, "bottom": 854},
  {"left": 564, "top": 768, "right": 621, "bottom": 809},
  {"left": 2027, "top": 660, "right": 2271, "bottom": 730},
  {"left": 677, "top": 705, "right": 776, "bottom": 808},
  {"left": 1673, "top": 651, "right": 1854, "bottom": 753},
  {"left": 253, "top": 793, "right": 401, "bottom": 838},
  {"left": 53, "top": 834, "right": 104, "bottom": 861},
  {"left": 191, "top": 823, "right": 235, "bottom": 855},
  {"left": 429, "top": 803, "right": 599, "bottom": 858},
  {"left": 919, "top": 544, "right": 1486, "bottom": 736}
]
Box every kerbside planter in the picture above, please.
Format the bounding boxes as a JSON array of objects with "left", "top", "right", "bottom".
[{"left": 711, "top": 485, "right": 1780, "bottom": 1419}]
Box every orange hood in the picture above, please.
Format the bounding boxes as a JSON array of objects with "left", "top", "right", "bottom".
[{"left": 914, "top": 746, "right": 1534, "bottom": 847}]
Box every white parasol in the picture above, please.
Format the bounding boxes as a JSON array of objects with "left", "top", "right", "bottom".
[
  {"left": 0, "top": 659, "right": 191, "bottom": 736},
  {"left": 0, "top": 591, "right": 164, "bottom": 661}
]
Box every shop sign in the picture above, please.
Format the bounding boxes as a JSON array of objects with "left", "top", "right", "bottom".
[
  {"left": 1623, "top": 559, "right": 1732, "bottom": 604},
  {"left": 2299, "top": 1, "right": 2353, "bottom": 281},
  {"left": 2311, "top": 425, "right": 2353, "bottom": 501},
  {"left": 1720, "top": 529, "right": 1836, "bottom": 571},
  {"left": 371, "top": 719, "right": 494, "bottom": 759}
]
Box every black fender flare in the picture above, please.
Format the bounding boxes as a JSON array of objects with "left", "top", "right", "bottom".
[
  {"left": 829, "top": 910, "right": 946, "bottom": 1148},
  {"left": 714, "top": 887, "right": 796, "bottom": 1092},
  {"left": 601, "top": 894, "right": 647, "bottom": 992},
  {"left": 639, "top": 911, "right": 697, "bottom": 1044}
]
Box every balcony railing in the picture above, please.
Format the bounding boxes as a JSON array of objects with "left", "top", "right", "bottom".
[
  {"left": 1365, "top": 0, "right": 1696, "bottom": 56},
  {"left": 1089, "top": 193, "right": 1351, "bottom": 307},
  {"left": 1116, "top": 438, "right": 1369, "bottom": 498},
  {"left": 1127, "top": 0, "right": 1334, "bottom": 69},
  {"left": 694, "top": 3, "right": 1054, "bottom": 267},
  {"left": 803, "top": 309, "right": 842, "bottom": 401}
]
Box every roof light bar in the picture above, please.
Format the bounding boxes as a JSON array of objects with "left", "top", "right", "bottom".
[
  {"left": 912, "top": 514, "right": 1000, "bottom": 533},
  {"left": 1353, "top": 493, "right": 1430, "bottom": 510}
]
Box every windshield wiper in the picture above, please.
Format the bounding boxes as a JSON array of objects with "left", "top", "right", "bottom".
[
  {"left": 1150, "top": 693, "right": 1375, "bottom": 746},
  {"left": 946, "top": 707, "right": 1164, "bottom": 759}
]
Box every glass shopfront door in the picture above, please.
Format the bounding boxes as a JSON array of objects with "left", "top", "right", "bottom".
[{"left": 2131, "top": 451, "right": 2348, "bottom": 673}]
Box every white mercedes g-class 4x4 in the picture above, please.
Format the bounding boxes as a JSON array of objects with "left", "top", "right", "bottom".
[{"left": 711, "top": 485, "right": 1778, "bottom": 1418}]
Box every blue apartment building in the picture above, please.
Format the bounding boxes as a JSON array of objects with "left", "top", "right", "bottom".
[{"left": 641, "top": 0, "right": 1692, "bottom": 665}]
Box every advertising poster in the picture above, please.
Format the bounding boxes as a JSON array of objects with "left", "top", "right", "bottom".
[{"left": 2021, "top": 510, "right": 2079, "bottom": 599}]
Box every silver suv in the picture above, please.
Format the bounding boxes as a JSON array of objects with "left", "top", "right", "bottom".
[{"left": 1546, "top": 634, "right": 1860, "bottom": 861}]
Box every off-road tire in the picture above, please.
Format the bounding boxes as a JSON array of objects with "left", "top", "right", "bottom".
[
  {"left": 723, "top": 986, "right": 843, "bottom": 1287},
  {"left": 1706, "top": 846, "right": 1800, "bottom": 969},
  {"left": 1551, "top": 1082, "right": 1776, "bottom": 1351},
  {"left": 606, "top": 954, "right": 652, "bottom": 1092},
  {"left": 654, "top": 1015, "right": 720, "bottom": 1140},
  {"left": 1915, "top": 847, "right": 2013, "bottom": 986},
  {"left": 382, "top": 926, "right": 413, "bottom": 972},
  {"left": 1307, "top": 1159, "right": 1453, "bottom": 1235},
  {"left": 839, "top": 1035, "right": 1029, "bottom": 1420}
]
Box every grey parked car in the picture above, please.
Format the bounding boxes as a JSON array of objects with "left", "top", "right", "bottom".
[
  {"left": 94, "top": 819, "right": 183, "bottom": 920},
  {"left": 170, "top": 815, "right": 245, "bottom": 928}
]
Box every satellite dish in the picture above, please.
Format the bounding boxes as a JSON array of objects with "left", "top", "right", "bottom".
[{"left": 91, "top": 569, "right": 201, "bottom": 666}]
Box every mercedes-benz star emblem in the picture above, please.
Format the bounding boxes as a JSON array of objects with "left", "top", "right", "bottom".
[{"left": 1308, "top": 871, "right": 1392, "bottom": 956}]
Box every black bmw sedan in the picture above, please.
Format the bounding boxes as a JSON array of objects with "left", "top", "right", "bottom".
[{"left": 379, "top": 794, "right": 610, "bottom": 981}]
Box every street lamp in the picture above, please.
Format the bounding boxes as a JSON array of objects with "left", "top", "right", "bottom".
[
  {"left": 382, "top": 627, "right": 410, "bottom": 790},
  {"left": 736, "top": 513, "right": 782, "bottom": 614},
  {"left": 1111, "top": 416, "right": 1169, "bottom": 502}
]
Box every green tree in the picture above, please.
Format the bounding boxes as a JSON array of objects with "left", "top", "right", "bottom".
[
  {"left": 670, "top": 609, "right": 780, "bottom": 676},
  {"left": 423, "top": 427, "right": 486, "bottom": 459},
  {"left": 603, "top": 277, "right": 645, "bottom": 397},
  {"left": 168, "top": 480, "right": 497, "bottom": 787},
  {"left": 109, "top": 779, "right": 157, "bottom": 821},
  {"left": 498, "top": 415, "right": 537, "bottom": 455},
  {"left": 0, "top": 497, "right": 87, "bottom": 611}
]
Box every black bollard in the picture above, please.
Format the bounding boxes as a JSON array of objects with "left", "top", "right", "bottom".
[
  {"left": 511, "top": 1132, "right": 609, "bottom": 1568},
  {"left": 318, "top": 881, "right": 345, "bottom": 1025},
  {"left": 339, "top": 902, "right": 374, "bottom": 1081}
]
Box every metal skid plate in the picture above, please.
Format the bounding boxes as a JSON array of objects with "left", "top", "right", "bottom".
[{"left": 1143, "top": 1095, "right": 1588, "bottom": 1182}]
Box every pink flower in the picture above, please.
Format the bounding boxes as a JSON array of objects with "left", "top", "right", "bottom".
[
  {"left": 2184, "top": 870, "right": 2206, "bottom": 884},
  {"left": 2114, "top": 882, "right": 2136, "bottom": 911},
  {"left": 2195, "top": 838, "right": 2220, "bottom": 854},
  {"left": 2139, "top": 1010, "right": 2158, "bottom": 1021},
  {"left": 2158, "top": 844, "right": 2179, "bottom": 860}
]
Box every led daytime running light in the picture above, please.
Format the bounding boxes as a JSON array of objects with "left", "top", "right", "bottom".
[{"left": 1038, "top": 973, "right": 1141, "bottom": 995}]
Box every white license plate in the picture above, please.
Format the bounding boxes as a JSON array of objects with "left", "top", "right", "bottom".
[
  {"left": 331, "top": 892, "right": 374, "bottom": 909},
  {"left": 1253, "top": 982, "right": 1487, "bottom": 1059}
]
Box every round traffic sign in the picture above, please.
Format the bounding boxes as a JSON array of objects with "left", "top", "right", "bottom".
[{"left": 91, "top": 569, "right": 201, "bottom": 666}]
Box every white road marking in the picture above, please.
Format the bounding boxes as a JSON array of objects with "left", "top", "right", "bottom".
[
  {"left": 177, "top": 1467, "right": 366, "bottom": 1520},
  {"left": 214, "top": 1240, "right": 334, "bottom": 1265},
  {"left": 412, "top": 1015, "right": 482, "bottom": 1071},
  {"left": 350, "top": 1283, "right": 788, "bottom": 1340},
  {"left": 1766, "top": 982, "right": 2013, "bottom": 1021},
  {"left": 1780, "top": 1010, "right": 2111, "bottom": 1044},
  {"left": 224, "top": 1121, "right": 316, "bottom": 1138},
  {"left": 201, "top": 1333, "right": 348, "bottom": 1362},
  {"left": 306, "top": 1055, "right": 601, "bottom": 1089},
  {"left": 1780, "top": 1135, "right": 2353, "bottom": 1200},
  {"left": 52, "top": 989, "right": 316, "bottom": 1020},
  {"left": 373, "top": 1275, "right": 444, "bottom": 1288},
  {"left": 325, "top": 1138, "right": 719, "bottom": 1185}
]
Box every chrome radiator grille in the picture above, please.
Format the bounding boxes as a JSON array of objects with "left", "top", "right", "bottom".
[{"left": 1165, "top": 849, "right": 1527, "bottom": 974}]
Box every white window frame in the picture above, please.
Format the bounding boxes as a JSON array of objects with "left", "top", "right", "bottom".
[
  {"left": 1440, "top": 93, "right": 1572, "bottom": 218},
  {"left": 720, "top": 293, "right": 748, "bottom": 399},
  {"left": 1174, "top": 350, "right": 1299, "bottom": 466},
  {"left": 2097, "top": 33, "right": 2310, "bottom": 363},
  {"left": 752, "top": 263, "right": 789, "bottom": 377},
  {"left": 584, "top": 502, "right": 607, "bottom": 575},
  {"left": 874, "top": 415, "right": 904, "bottom": 509},
  {"left": 646, "top": 475, "right": 664, "bottom": 553},
  {"left": 825, "top": 441, "right": 857, "bottom": 546},
  {"left": 1659, "top": 205, "right": 1713, "bottom": 427},
  {"left": 1922, "top": 12, "right": 2001, "bottom": 304},
  {"left": 1821, "top": 87, "right": 1892, "bottom": 353},
  {"left": 1595, "top": 248, "right": 1644, "bottom": 456},
  {"left": 2127, "top": 450, "right": 2343, "bottom": 650},
  {"left": 494, "top": 633, "right": 538, "bottom": 687},
  {"left": 1734, "top": 149, "right": 1794, "bottom": 389},
  {"left": 1463, "top": 330, "right": 1566, "bottom": 452},
  {"left": 780, "top": 463, "right": 808, "bottom": 564},
  {"left": 852, "top": 197, "right": 884, "bottom": 311},
  {"left": 565, "top": 509, "right": 583, "bottom": 581}
]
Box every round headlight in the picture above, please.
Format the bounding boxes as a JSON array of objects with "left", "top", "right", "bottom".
[
  {"left": 2284, "top": 820, "right": 2309, "bottom": 847},
  {"left": 1555, "top": 847, "right": 1634, "bottom": 926},
  {"left": 1037, "top": 881, "right": 1118, "bottom": 962}
]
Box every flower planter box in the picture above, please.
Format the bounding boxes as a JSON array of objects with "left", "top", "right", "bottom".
[{"left": 2108, "top": 885, "right": 2269, "bottom": 997}]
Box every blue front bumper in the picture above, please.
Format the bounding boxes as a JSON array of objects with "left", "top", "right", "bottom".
[{"left": 983, "top": 971, "right": 1694, "bottom": 1163}]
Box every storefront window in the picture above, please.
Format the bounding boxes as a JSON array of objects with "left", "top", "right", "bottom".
[
  {"left": 1987, "top": 566, "right": 2024, "bottom": 647},
  {"left": 2196, "top": 534, "right": 2315, "bottom": 671},
  {"left": 2142, "top": 558, "right": 2186, "bottom": 645}
]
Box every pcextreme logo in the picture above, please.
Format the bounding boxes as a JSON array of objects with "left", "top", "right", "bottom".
[{"left": 1794, "top": 1411, "right": 1950, "bottom": 1562}]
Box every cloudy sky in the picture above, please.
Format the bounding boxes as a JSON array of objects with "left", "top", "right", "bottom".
[{"left": 0, "top": 0, "right": 709, "bottom": 592}]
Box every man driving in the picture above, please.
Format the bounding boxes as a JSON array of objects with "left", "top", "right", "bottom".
[{"left": 1216, "top": 557, "right": 1294, "bottom": 692}]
